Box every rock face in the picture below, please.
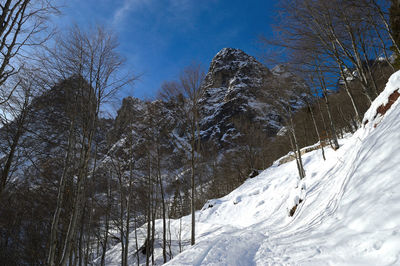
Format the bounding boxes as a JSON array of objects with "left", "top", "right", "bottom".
[
  {"left": 110, "top": 48, "right": 306, "bottom": 149},
  {"left": 199, "top": 48, "right": 304, "bottom": 147},
  {"left": 109, "top": 96, "right": 147, "bottom": 143},
  {"left": 0, "top": 77, "right": 111, "bottom": 188},
  {"left": 202, "top": 48, "right": 271, "bottom": 94}
]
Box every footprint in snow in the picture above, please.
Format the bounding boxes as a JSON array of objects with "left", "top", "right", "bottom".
[
  {"left": 248, "top": 190, "right": 260, "bottom": 196},
  {"left": 373, "top": 241, "right": 383, "bottom": 250},
  {"left": 233, "top": 196, "right": 241, "bottom": 205},
  {"left": 257, "top": 200, "right": 265, "bottom": 206},
  {"left": 308, "top": 172, "right": 317, "bottom": 179}
]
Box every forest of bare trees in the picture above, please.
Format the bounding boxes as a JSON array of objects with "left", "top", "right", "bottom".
[{"left": 0, "top": 0, "right": 398, "bottom": 265}]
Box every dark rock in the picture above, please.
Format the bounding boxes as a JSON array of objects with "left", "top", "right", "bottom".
[{"left": 248, "top": 170, "right": 259, "bottom": 178}]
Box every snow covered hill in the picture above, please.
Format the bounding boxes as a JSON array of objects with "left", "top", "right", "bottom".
[{"left": 102, "top": 73, "right": 400, "bottom": 265}]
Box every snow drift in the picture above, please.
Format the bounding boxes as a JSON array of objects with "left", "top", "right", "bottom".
[{"left": 102, "top": 71, "right": 400, "bottom": 265}]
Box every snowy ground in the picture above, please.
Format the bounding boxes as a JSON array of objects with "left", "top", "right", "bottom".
[{"left": 101, "top": 72, "right": 400, "bottom": 265}]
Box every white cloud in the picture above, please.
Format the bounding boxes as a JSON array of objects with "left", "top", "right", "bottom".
[
  {"left": 112, "top": 0, "right": 220, "bottom": 32},
  {"left": 112, "top": 0, "right": 147, "bottom": 25}
]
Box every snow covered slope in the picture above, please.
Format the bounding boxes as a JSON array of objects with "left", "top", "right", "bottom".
[{"left": 102, "top": 72, "right": 400, "bottom": 265}]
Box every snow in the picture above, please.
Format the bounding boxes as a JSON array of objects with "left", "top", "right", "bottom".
[
  {"left": 101, "top": 71, "right": 400, "bottom": 265},
  {"left": 210, "top": 48, "right": 260, "bottom": 75},
  {"left": 271, "top": 64, "right": 292, "bottom": 79},
  {"left": 363, "top": 71, "right": 400, "bottom": 126}
]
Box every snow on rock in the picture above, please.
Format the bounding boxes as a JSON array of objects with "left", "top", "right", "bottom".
[
  {"left": 101, "top": 73, "right": 400, "bottom": 266},
  {"left": 199, "top": 48, "right": 306, "bottom": 147},
  {"left": 271, "top": 64, "right": 293, "bottom": 79},
  {"left": 363, "top": 71, "right": 400, "bottom": 128}
]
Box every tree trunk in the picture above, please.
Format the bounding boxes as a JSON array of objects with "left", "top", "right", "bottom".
[
  {"left": 288, "top": 131, "right": 304, "bottom": 180},
  {"left": 157, "top": 144, "right": 167, "bottom": 263},
  {"left": 146, "top": 155, "right": 151, "bottom": 266},
  {"left": 0, "top": 126, "right": 22, "bottom": 194},
  {"left": 190, "top": 118, "right": 196, "bottom": 246},
  {"left": 47, "top": 118, "right": 75, "bottom": 266},
  {"left": 78, "top": 207, "right": 85, "bottom": 266},
  {"left": 84, "top": 200, "right": 92, "bottom": 265},
  {"left": 167, "top": 207, "right": 173, "bottom": 259},
  {"left": 59, "top": 143, "right": 93, "bottom": 266},
  {"left": 134, "top": 214, "right": 140, "bottom": 265},
  {"left": 100, "top": 176, "right": 111, "bottom": 266},
  {"left": 123, "top": 156, "right": 134, "bottom": 266},
  {"left": 307, "top": 101, "right": 326, "bottom": 161},
  {"left": 289, "top": 114, "right": 306, "bottom": 179},
  {"left": 317, "top": 68, "right": 339, "bottom": 150},
  {"left": 337, "top": 59, "right": 361, "bottom": 124},
  {"left": 151, "top": 182, "right": 157, "bottom": 265}
]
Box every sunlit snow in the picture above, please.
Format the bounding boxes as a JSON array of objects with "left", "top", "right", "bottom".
[{"left": 101, "top": 71, "right": 400, "bottom": 265}]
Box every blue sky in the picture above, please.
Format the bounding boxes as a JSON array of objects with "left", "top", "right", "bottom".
[{"left": 55, "top": 0, "right": 276, "bottom": 100}]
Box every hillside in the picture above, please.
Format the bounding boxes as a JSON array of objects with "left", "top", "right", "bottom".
[
  {"left": 113, "top": 48, "right": 305, "bottom": 149},
  {"left": 0, "top": 47, "right": 311, "bottom": 265},
  {"left": 101, "top": 72, "right": 400, "bottom": 265}
]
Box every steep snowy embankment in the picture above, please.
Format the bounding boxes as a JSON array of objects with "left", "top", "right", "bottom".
[{"left": 102, "top": 72, "right": 400, "bottom": 265}]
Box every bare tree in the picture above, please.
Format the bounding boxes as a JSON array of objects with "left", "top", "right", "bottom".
[
  {"left": 145, "top": 101, "right": 170, "bottom": 263},
  {"left": 264, "top": 74, "right": 307, "bottom": 179},
  {"left": 0, "top": 66, "right": 46, "bottom": 194},
  {"left": 0, "top": 0, "right": 57, "bottom": 195},
  {"left": 264, "top": 0, "right": 393, "bottom": 125},
  {"left": 0, "top": 0, "right": 57, "bottom": 106},
  {"left": 314, "top": 65, "right": 340, "bottom": 150},
  {"left": 304, "top": 87, "right": 326, "bottom": 160},
  {"left": 370, "top": 0, "right": 400, "bottom": 67},
  {"left": 99, "top": 171, "right": 112, "bottom": 266},
  {"left": 159, "top": 63, "right": 205, "bottom": 246},
  {"left": 45, "top": 25, "right": 134, "bottom": 266}
]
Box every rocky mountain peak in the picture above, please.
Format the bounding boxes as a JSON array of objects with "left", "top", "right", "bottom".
[
  {"left": 199, "top": 48, "right": 278, "bottom": 146},
  {"left": 203, "top": 48, "right": 271, "bottom": 97}
]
